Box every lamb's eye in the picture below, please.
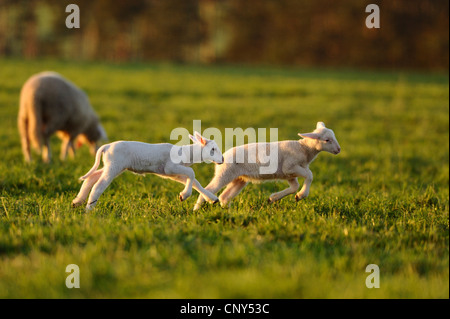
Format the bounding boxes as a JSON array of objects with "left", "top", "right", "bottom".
[{"left": 325, "top": 139, "right": 331, "bottom": 143}]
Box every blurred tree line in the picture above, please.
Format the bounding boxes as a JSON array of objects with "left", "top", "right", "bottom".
[{"left": 0, "top": 0, "right": 448, "bottom": 70}]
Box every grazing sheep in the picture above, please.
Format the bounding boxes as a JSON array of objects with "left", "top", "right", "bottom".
[
  {"left": 18, "top": 71, "right": 107, "bottom": 163},
  {"left": 193, "top": 122, "right": 341, "bottom": 211},
  {"left": 72, "top": 132, "right": 224, "bottom": 211}
]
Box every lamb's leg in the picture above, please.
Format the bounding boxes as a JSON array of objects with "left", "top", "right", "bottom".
[
  {"left": 167, "top": 175, "right": 218, "bottom": 204},
  {"left": 268, "top": 178, "right": 299, "bottom": 203},
  {"left": 164, "top": 165, "right": 215, "bottom": 202},
  {"left": 219, "top": 178, "right": 248, "bottom": 207},
  {"left": 193, "top": 172, "right": 236, "bottom": 211},
  {"left": 85, "top": 167, "right": 122, "bottom": 211},
  {"left": 294, "top": 167, "right": 313, "bottom": 201},
  {"left": 191, "top": 179, "right": 219, "bottom": 203},
  {"left": 72, "top": 169, "right": 104, "bottom": 207},
  {"left": 166, "top": 165, "right": 195, "bottom": 201}
]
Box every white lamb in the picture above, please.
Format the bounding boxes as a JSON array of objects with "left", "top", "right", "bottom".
[
  {"left": 193, "top": 122, "right": 341, "bottom": 211},
  {"left": 72, "top": 132, "right": 224, "bottom": 211},
  {"left": 18, "top": 71, "right": 107, "bottom": 163}
]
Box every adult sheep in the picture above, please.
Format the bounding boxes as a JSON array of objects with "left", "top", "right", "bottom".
[{"left": 18, "top": 71, "right": 107, "bottom": 163}]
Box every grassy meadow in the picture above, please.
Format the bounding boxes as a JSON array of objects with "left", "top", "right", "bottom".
[{"left": 0, "top": 59, "right": 448, "bottom": 298}]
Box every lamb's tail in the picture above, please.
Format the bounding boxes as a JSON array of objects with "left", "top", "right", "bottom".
[{"left": 79, "top": 144, "right": 110, "bottom": 181}]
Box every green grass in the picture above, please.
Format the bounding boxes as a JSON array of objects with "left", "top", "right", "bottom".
[{"left": 0, "top": 58, "right": 448, "bottom": 298}]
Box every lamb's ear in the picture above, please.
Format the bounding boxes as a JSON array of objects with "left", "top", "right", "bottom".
[
  {"left": 298, "top": 133, "right": 321, "bottom": 140},
  {"left": 194, "top": 131, "right": 208, "bottom": 146},
  {"left": 189, "top": 134, "right": 198, "bottom": 144},
  {"left": 198, "top": 136, "right": 208, "bottom": 146},
  {"left": 316, "top": 122, "right": 326, "bottom": 129}
]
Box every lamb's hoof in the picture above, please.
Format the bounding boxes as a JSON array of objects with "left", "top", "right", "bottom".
[
  {"left": 71, "top": 200, "right": 82, "bottom": 208},
  {"left": 85, "top": 200, "right": 97, "bottom": 212},
  {"left": 268, "top": 198, "right": 273, "bottom": 204},
  {"left": 295, "top": 195, "right": 301, "bottom": 202},
  {"left": 179, "top": 194, "right": 184, "bottom": 202},
  {"left": 212, "top": 198, "right": 219, "bottom": 204}
]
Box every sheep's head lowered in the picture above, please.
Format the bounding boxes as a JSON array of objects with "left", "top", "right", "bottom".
[{"left": 76, "top": 121, "right": 108, "bottom": 155}]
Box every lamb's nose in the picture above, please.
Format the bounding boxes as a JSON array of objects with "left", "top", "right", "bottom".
[{"left": 336, "top": 147, "right": 341, "bottom": 154}]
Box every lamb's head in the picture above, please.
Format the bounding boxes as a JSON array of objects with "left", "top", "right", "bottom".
[
  {"left": 298, "top": 122, "right": 341, "bottom": 155},
  {"left": 189, "top": 131, "right": 224, "bottom": 164},
  {"left": 78, "top": 121, "right": 108, "bottom": 155}
]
